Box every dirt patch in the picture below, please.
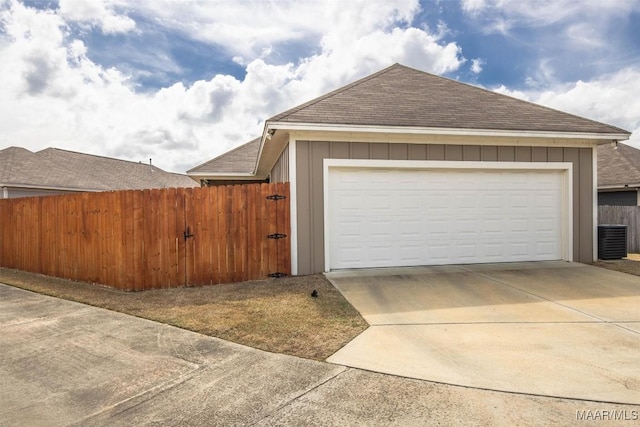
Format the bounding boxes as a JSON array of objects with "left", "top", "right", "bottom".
[
  {"left": 0, "top": 268, "right": 367, "bottom": 361},
  {"left": 593, "top": 253, "right": 640, "bottom": 277}
]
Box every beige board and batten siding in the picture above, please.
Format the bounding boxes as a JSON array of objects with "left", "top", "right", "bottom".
[
  {"left": 295, "top": 140, "right": 594, "bottom": 275},
  {"left": 270, "top": 145, "right": 289, "bottom": 183}
]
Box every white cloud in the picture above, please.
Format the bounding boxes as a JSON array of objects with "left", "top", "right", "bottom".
[
  {"left": 460, "top": 0, "right": 486, "bottom": 15},
  {"left": 491, "top": 85, "right": 530, "bottom": 101},
  {"left": 470, "top": 58, "right": 484, "bottom": 74},
  {"left": 126, "top": 0, "right": 421, "bottom": 62},
  {"left": 58, "top": 0, "right": 136, "bottom": 34},
  {"left": 462, "top": 0, "right": 640, "bottom": 26},
  {"left": 461, "top": 0, "right": 640, "bottom": 55},
  {"left": 535, "top": 67, "right": 640, "bottom": 146},
  {"left": 0, "top": 0, "right": 464, "bottom": 173},
  {"left": 491, "top": 67, "right": 640, "bottom": 149}
]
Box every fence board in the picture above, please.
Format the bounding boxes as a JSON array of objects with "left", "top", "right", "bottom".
[
  {"left": 0, "top": 183, "right": 291, "bottom": 290},
  {"left": 259, "top": 184, "right": 271, "bottom": 278},
  {"left": 209, "top": 186, "right": 220, "bottom": 285},
  {"left": 166, "top": 188, "right": 176, "bottom": 289},
  {"left": 246, "top": 184, "right": 259, "bottom": 279},
  {"left": 598, "top": 205, "right": 640, "bottom": 253}
]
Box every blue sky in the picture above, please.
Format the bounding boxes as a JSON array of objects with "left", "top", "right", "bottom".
[{"left": 1, "top": 0, "right": 639, "bottom": 173}]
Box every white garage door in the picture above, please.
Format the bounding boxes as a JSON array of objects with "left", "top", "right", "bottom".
[{"left": 327, "top": 166, "right": 566, "bottom": 269}]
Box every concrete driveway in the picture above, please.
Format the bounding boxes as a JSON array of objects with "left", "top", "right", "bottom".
[
  {"left": 326, "top": 261, "right": 640, "bottom": 405},
  {"left": 2, "top": 280, "right": 640, "bottom": 425}
]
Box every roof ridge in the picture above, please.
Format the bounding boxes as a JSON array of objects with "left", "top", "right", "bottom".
[
  {"left": 268, "top": 63, "right": 403, "bottom": 122},
  {"left": 38, "top": 147, "right": 162, "bottom": 168},
  {"left": 266, "top": 62, "right": 630, "bottom": 136}
]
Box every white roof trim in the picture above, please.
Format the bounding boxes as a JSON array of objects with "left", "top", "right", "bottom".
[
  {"left": 266, "top": 121, "right": 630, "bottom": 142},
  {"left": 186, "top": 173, "right": 260, "bottom": 181},
  {"left": 186, "top": 172, "right": 257, "bottom": 177},
  {"left": 598, "top": 184, "right": 640, "bottom": 190},
  {"left": 0, "top": 183, "right": 101, "bottom": 192}
]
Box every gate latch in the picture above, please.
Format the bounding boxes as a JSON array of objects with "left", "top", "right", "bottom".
[
  {"left": 267, "top": 233, "right": 287, "bottom": 240},
  {"left": 183, "top": 226, "right": 194, "bottom": 241}
]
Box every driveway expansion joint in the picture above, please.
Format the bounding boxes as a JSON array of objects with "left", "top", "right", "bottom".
[
  {"left": 73, "top": 364, "right": 206, "bottom": 425},
  {"left": 247, "top": 366, "right": 349, "bottom": 426}
]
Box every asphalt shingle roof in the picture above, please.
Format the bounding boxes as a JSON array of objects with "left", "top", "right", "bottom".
[
  {"left": 598, "top": 143, "right": 640, "bottom": 187},
  {"left": 187, "top": 137, "right": 260, "bottom": 175},
  {"left": 269, "top": 64, "right": 630, "bottom": 135},
  {"left": 0, "top": 147, "right": 102, "bottom": 190},
  {"left": 0, "top": 146, "right": 197, "bottom": 191},
  {"left": 37, "top": 148, "right": 197, "bottom": 190}
]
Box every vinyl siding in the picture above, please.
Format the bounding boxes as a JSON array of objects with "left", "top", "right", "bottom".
[
  {"left": 270, "top": 145, "right": 289, "bottom": 183},
  {"left": 296, "top": 141, "right": 594, "bottom": 275}
]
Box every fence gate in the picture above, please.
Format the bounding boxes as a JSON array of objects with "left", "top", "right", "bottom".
[{"left": 0, "top": 183, "right": 291, "bottom": 291}]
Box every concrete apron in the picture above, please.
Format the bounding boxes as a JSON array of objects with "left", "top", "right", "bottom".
[{"left": 325, "top": 261, "right": 640, "bottom": 405}]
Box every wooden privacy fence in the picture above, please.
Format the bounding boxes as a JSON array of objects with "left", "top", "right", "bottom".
[
  {"left": 598, "top": 205, "right": 640, "bottom": 253},
  {"left": 0, "top": 183, "right": 290, "bottom": 291}
]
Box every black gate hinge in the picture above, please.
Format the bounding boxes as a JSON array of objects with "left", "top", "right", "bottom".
[
  {"left": 267, "top": 233, "right": 287, "bottom": 240},
  {"left": 268, "top": 272, "right": 288, "bottom": 278},
  {"left": 266, "top": 194, "right": 286, "bottom": 201}
]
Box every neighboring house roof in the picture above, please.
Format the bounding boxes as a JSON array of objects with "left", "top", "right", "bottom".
[
  {"left": 269, "top": 64, "right": 629, "bottom": 135},
  {"left": 598, "top": 143, "right": 640, "bottom": 189},
  {"left": 0, "top": 146, "right": 104, "bottom": 191},
  {"left": 191, "top": 63, "right": 631, "bottom": 181},
  {"left": 0, "top": 146, "right": 197, "bottom": 193},
  {"left": 187, "top": 137, "right": 260, "bottom": 177},
  {"left": 37, "top": 148, "right": 197, "bottom": 190}
]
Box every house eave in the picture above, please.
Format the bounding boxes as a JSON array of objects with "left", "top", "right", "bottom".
[
  {"left": 266, "top": 122, "right": 631, "bottom": 142},
  {"left": 0, "top": 183, "right": 101, "bottom": 193},
  {"left": 598, "top": 184, "right": 640, "bottom": 191},
  {"left": 186, "top": 172, "right": 266, "bottom": 182}
]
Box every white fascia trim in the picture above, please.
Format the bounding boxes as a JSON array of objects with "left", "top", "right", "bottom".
[
  {"left": 598, "top": 184, "right": 640, "bottom": 190},
  {"left": 323, "top": 159, "right": 574, "bottom": 272},
  {"left": 2, "top": 184, "right": 100, "bottom": 192},
  {"left": 186, "top": 173, "right": 263, "bottom": 182},
  {"left": 268, "top": 121, "right": 630, "bottom": 142},
  {"left": 253, "top": 126, "right": 271, "bottom": 175},
  {"left": 187, "top": 172, "right": 257, "bottom": 177},
  {"left": 288, "top": 139, "right": 298, "bottom": 276}
]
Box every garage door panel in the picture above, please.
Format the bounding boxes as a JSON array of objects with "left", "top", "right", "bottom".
[{"left": 328, "top": 167, "right": 565, "bottom": 269}]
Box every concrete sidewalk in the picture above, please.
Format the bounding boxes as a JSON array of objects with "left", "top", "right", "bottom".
[
  {"left": 1, "top": 282, "right": 639, "bottom": 426},
  {"left": 326, "top": 262, "right": 640, "bottom": 405}
]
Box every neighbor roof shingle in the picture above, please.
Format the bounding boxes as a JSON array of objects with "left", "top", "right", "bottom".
[
  {"left": 598, "top": 143, "right": 640, "bottom": 187},
  {"left": 0, "top": 147, "right": 104, "bottom": 190},
  {"left": 269, "top": 64, "right": 630, "bottom": 136},
  {"left": 187, "top": 137, "right": 261, "bottom": 175},
  {"left": 0, "top": 146, "right": 197, "bottom": 192},
  {"left": 37, "top": 148, "right": 198, "bottom": 190}
]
